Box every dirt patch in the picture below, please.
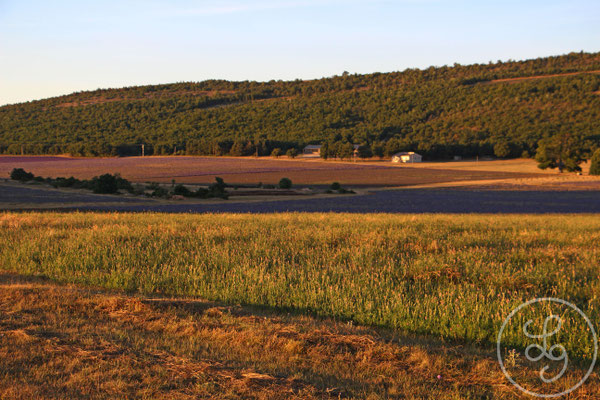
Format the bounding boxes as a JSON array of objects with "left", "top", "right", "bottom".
[
  {"left": 53, "top": 90, "right": 239, "bottom": 108},
  {"left": 479, "top": 69, "right": 600, "bottom": 86}
]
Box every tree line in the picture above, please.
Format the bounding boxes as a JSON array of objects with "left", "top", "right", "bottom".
[{"left": 1, "top": 51, "right": 599, "bottom": 162}]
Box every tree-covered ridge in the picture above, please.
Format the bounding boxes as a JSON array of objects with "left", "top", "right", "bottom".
[{"left": 1, "top": 51, "right": 599, "bottom": 159}]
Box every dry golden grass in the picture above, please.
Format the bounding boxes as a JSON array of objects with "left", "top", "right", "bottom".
[
  {"left": 401, "top": 158, "right": 590, "bottom": 174},
  {"left": 3, "top": 212, "right": 600, "bottom": 397},
  {"left": 2, "top": 272, "right": 599, "bottom": 399}
]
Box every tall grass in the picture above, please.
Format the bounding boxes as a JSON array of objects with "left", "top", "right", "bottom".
[{"left": 1, "top": 212, "right": 599, "bottom": 359}]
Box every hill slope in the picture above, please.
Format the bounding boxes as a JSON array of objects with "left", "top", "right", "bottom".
[{"left": 1, "top": 51, "right": 600, "bottom": 159}]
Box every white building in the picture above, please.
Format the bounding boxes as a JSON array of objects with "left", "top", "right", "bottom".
[{"left": 392, "top": 152, "right": 422, "bottom": 163}]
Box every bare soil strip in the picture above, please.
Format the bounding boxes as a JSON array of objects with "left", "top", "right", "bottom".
[{"left": 481, "top": 69, "right": 600, "bottom": 85}]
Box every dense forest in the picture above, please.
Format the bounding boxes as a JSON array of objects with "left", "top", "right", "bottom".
[{"left": 1, "top": 51, "right": 600, "bottom": 160}]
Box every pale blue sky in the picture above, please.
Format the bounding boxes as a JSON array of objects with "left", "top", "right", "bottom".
[{"left": 1, "top": 0, "right": 599, "bottom": 105}]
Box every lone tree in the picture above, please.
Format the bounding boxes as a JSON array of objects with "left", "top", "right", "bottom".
[
  {"left": 286, "top": 148, "right": 298, "bottom": 159},
  {"left": 535, "top": 133, "right": 585, "bottom": 173},
  {"left": 279, "top": 177, "right": 292, "bottom": 189},
  {"left": 271, "top": 148, "right": 282, "bottom": 158},
  {"left": 493, "top": 141, "right": 511, "bottom": 158},
  {"left": 590, "top": 149, "right": 600, "bottom": 175},
  {"left": 91, "top": 174, "right": 119, "bottom": 194}
]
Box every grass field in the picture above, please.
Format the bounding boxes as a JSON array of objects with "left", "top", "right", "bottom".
[
  {"left": 0, "top": 155, "right": 541, "bottom": 186},
  {"left": 2, "top": 212, "right": 600, "bottom": 398},
  {"left": 2, "top": 273, "right": 599, "bottom": 399}
]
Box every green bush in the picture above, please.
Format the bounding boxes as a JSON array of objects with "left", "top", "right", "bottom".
[
  {"left": 172, "top": 184, "right": 192, "bottom": 197},
  {"left": 493, "top": 142, "right": 511, "bottom": 158},
  {"left": 115, "top": 175, "right": 134, "bottom": 193},
  {"left": 271, "top": 148, "right": 282, "bottom": 158},
  {"left": 330, "top": 182, "right": 341, "bottom": 190},
  {"left": 279, "top": 177, "right": 292, "bottom": 189},
  {"left": 286, "top": 148, "right": 298, "bottom": 159},
  {"left": 10, "top": 168, "right": 34, "bottom": 182},
  {"left": 52, "top": 176, "right": 83, "bottom": 188},
  {"left": 150, "top": 187, "right": 169, "bottom": 198},
  {"left": 207, "top": 177, "right": 228, "bottom": 199},
  {"left": 91, "top": 174, "right": 119, "bottom": 194}
]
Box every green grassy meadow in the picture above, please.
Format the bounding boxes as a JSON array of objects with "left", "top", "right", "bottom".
[{"left": 1, "top": 212, "right": 599, "bottom": 360}]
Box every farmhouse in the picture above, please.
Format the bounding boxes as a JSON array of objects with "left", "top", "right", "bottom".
[
  {"left": 303, "top": 145, "right": 322, "bottom": 156},
  {"left": 392, "top": 152, "right": 422, "bottom": 163}
]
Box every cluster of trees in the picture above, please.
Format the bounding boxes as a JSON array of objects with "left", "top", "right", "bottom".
[
  {"left": 10, "top": 168, "right": 232, "bottom": 198},
  {"left": 10, "top": 168, "right": 133, "bottom": 194},
  {"left": 534, "top": 134, "right": 600, "bottom": 173},
  {"left": 1, "top": 52, "right": 599, "bottom": 161}
]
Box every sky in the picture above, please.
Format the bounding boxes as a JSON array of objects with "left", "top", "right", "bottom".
[{"left": 0, "top": 0, "right": 599, "bottom": 105}]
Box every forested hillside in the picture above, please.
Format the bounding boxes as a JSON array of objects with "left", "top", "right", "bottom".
[{"left": 1, "top": 51, "right": 600, "bottom": 159}]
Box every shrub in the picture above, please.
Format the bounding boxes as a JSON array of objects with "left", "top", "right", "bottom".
[
  {"left": 279, "top": 177, "right": 292, "bottom": 189},
  {"left": 172, "top": 184, "right": 192, "bottom": 197},
  {"left": 91, "top": 174, "right": 119, "bottom": 194},
  {"left": 10, "top": 168, "right": 34, "bottom": 182},
  {"left": 53, "top": 176, "right": 82, "bottom": 188},
  {"left": 115, "top": 175, "right": 134, "bottom": 193},
  {"left": 206, "top": 177, "right": 228, "bottom": 199},
  {"left": 195, "top": 187, "right": 209, "bottom": 197},
  {"left": 590, "top": 149, "right": 600, "bottom": 176},
  {"left": 328, "top": 181, "right": 354, "bottom": 194},
  {"left": 493, "top": 142, "right": 511, "bottom": 158},
  {"left": 271, "top": 148, "right": 282, "bottom": 158},
  {"left": 286, "top": 148, "right": 298, "bottom": 159},
  {"left": 150, "top": 187, "right": 169, "bottom": 198}
]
